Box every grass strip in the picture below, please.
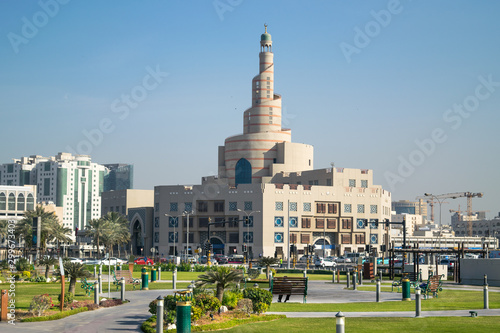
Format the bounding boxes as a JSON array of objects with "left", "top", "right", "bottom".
[{"left": 20, "top": 307, "right": 88, "bottom": 322}]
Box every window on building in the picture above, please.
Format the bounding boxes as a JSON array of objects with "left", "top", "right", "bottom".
[
  {"left": 235, "top": 158, "right": 252, "bottom": 185},
  {"left": 328, "top": 203, "right": 338, "bottom": 214},
  {"left": 301, "top": 233, "right": 310, "bottom": 244},
  {"left": 316, "top": 203, "right": 326, "bottom": 214},
  {"left": 17, "top": 193, "right": 25, "bottom": 211},
  {"left": 154, "top": 217, "right": 159, "bottom": 228},
  {"left": 275, "top": 201, "right": 283, "bottom": 211},
  {"left": 214, "top": 201, "right": 224, "bottom": 212},
  {"left": 8, "top": 193, "right": 15, "bottom": 211},
  {"left": 357, "top": 204, "right": 365, "bottom": 213},
  {"left": 229, "top": 202, "right": 237, "bottom": 211},
  {"left": 349, "top": 179, "right": 356, "bottom": 187},
  {"left": 341, "top": 234, "right": 352, "bottom": 244},
  {"left": 169, "top": 217, "right": 178, "bottom": 227},
  {"left": 183, "top": 216, "right": 194, "bottom": 228},
  {"left": 355, "top": 234, "right": 365, "bottom": 244},
  {"left": 197, "top": 201, "right": 208, "bottom": 212},
  {"left": 289, "top": 217, "right": 298, "bottom": 228},
  {"left": 327, "top": 179, "right": 332, "bottom": 186},
  {"left": 370, "top": 205, "right": 378, "bottom": 214},
  {"left": 244, "top": 201, "right": 252, "bottom": 211},
  {"left": 344, "top": 204, "right": 352, "bottom": 213},
  {"left": 315, "top": 218, "right": 324, "bottom": 229},
  {"left": 274, "top": 217, "right": 284, "bottom": 227},
  {"left": 184, "top": 202, "right": 192, "bottom": 212},
  {"left": 243, "top": 232, "right": 253, "bottom": 243},
  {"left": 301, "top": 217, "right": 311, "bottom": 228},
  {"left": 327, "top": 218, "right": 337, "bottom": 229},
  {"left": 169, "top": 202, "right": 177, "bottom": 212},
  {"left": 342, "top": 218, "right": 352, "bottom": 230},
  {"left": 229, "top": 233, "right": 239, "bottom": 243},
  {"left": 0, "top": 193, "right": 6, "bottom": 210},
  {"left": 244, "top": 216, "right": 254, "bottom": 227},
  {"left": 361, "top": 180, "right": 368, "bottom": 188},
  {"left": 184, "top": 232, "right": 194, "bottom": 243},
  {"left": 274, "top": 232, "right": 284, "bottom": 243},
  {"left": 199, "top": 217, "right": 209, "bottom": 228},
  {"left": 289, "top": 202, "right": 297, "bottom": 211}
]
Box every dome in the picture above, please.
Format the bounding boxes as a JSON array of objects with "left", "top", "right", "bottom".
[{"left": 261, "top": 32, "right": 271, "bottom": 41}]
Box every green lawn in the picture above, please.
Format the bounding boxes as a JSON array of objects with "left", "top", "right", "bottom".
[
  {"left": 269, "top": 289, "right": 500, "bottom": 312},
  {"left": 216, "top": 317, "right": 500, "bottom": 332}
]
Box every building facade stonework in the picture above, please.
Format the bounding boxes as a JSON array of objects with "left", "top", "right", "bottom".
[{"left": 152, "top": 28, "right": 392, "bottom": 259}]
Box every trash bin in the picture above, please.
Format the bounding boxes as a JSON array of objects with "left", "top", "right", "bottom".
[
  {"left": 141, "top": 267, "right": 149, "bottom": 290},
  {"left": 402, "top": 277, "right": 411, "bottom": 301},
  {"left": 151, "top": 268, "right": 157, "bottom": 282}
]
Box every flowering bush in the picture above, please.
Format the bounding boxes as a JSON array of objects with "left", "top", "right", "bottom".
[
  {"left": 29, "top": 294, "right": 54, "bottom": 317},
  {"left": 22, "top": 270, "right": 31, "bottom": 278}
]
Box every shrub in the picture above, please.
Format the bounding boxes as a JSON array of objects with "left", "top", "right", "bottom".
[
  {"left": 148, "top": 295, "right": 179, "bottom": 324},
  {"left": 58, "top": 292, "right": 74, "bottom": 305},
  {"left": 29, "top": 294, "right": 54, "bottom": 317},
  {"left": 242, "top": 287, "right": 272, "bottom": 314},
  {"left": 247, "top": 268, "right": 260, "bottom": 280},
  {"left": 191, "top": 305, "right": 203, "bottom": 322},
  {"left": 177, "top": 263, "right": 192, "bottom": 272},
  {"left": 195, "top": 293, "right": 221, "bottom": 313},
  {"left": 23, "top": 270, "right": 31, "bottom": 278},
  {"left": 222, "top": 290, "right": 243, "bottom": 309},
  {"left": 100, "top": 299, "right": 123, "bottom": 307},
  {"left": 87, "top": 303, "right": 99, "bottom": 310},
  {"left": 16, "top": 257, "right": 30, "bottom": 272},
  {"left": 0, "top": 260, "right": 8, "bottom": 270}
]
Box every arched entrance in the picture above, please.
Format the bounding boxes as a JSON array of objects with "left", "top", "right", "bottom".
[
  {"left": 314, "top": 238, "right": 331, "bottom": 257},
  {"left": 209, "top": 237, "right": 225, "bottom": 255},
  {"left": 132, "top": 220, "right": 144, "bottom": 256}
]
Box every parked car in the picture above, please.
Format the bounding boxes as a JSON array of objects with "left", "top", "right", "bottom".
[
  {"left": 67, "top": 257, "right": 83, "bottom": 264},
  {"left": 134, "top": 257, "right": 154, "bottom": 265},
  {"left": 214, "top": 254, "right": 228, "bottom": 264},
  {"left": 99, "top": 257, "right": 127, "bottom": 265},
  {"left": 83, "top": 258, "right": 100, "bottom": 265},
  {"left": 200, "top": 255, "right": 218, "bottom": 265},
  {"left": 314, "top": 257, "right": 336, "bottom": 268},
  {"left": 336, "top": 256, "right": 351, "bottom": 263}
]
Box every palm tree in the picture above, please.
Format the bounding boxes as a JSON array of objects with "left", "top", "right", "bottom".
[
  {"left": 259, "top": 256, "right": 280, "bottom": 279},
  {"left": 47, "top": 221, "right": 72, "bottom": 255},
  {"left": 60, "top": 262, "right": 91, "bottom": 295},
  {"left": 100, "top": 212, "right": 130, "bottom": 257},
  {"left": 17, "top": 205, "right": 61, "bottom": 251},
  {"left": 196, "top": 266, "right": 244, "bottom": 303},
  {"left": 85, "top": 218, "right": 108, "bottom": 259},
  {"left": 38, "top": 256, "right": 58, "bottom": 280},
  {"left": 0, "top": 220, "right": 8, "bottom": 240}
]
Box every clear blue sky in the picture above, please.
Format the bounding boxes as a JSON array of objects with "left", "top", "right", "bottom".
[{"left": 1, "top": 1, "right": 499, "bottom": 223}]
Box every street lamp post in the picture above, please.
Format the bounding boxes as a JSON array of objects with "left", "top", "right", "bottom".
[
  {"left": 183, "top": 210, "right": 194, "bottom": 263},
  {"left": 323, "top": 209, "right": 326, "bottom": 259},
  {"left": 424, "top": 193, "right": 446, "bottom": 227},
  {"left": 165, "top": 214, "right": 178, "bottom": 257},
  {"left": 237, "top": 209, "right": 260, "bottom": 264}
]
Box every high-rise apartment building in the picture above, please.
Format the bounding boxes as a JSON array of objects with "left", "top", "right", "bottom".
[
  {"left": 103, "top": 164, "right": 134, "bottom": 192},
  {"left": 0, "top": 152, "right": 105, "bottom": 232}
]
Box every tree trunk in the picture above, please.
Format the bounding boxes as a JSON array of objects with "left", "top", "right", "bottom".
[
  {"left": 266, "top": 265, "right": 270, "bottom": 279},
  {"left": 45, "top": 265, "right": 50, "bottom": 280},
  {"left": 216, "top": 285, "right": 224, "bottom": 303},
  {"left": 69, "top": 277, "right": 77, "bottom": 295}
]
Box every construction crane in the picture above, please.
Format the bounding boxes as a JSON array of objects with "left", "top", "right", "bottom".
[
  {"left": 415, "top": 197, "right": 448, "bottom": 223},
  {"left": 422, "top": 192, "right": 483, "bottom": 236}
]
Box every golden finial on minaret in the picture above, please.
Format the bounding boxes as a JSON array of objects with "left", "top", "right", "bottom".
[{"left": 264, "top": 23, "right": 268, "bottom": 33}]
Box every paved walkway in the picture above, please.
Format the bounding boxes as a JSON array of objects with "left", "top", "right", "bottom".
[{"left": 1, "top": 279, "right": 497, "bottom": 332}]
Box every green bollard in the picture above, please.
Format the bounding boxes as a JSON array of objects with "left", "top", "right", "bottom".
[
  {"left": 151, "top": 268, "right": 157, "bottom": 283},
  {"left": 176, "top": 300, "right": 192, "bottom": 333},
  {"left": 402, "top": 277, "right": 411, "bottom": 301},
  {"left": 141, "top": 267, "right": 149, "bottom": 290}
]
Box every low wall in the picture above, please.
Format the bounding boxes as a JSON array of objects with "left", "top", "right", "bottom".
[{"left": 460, "top": 259, "right": 500, "bottom": 286}]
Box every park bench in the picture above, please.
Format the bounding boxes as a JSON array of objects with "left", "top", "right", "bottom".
[
  {"left": 270, "top": 276, "right": 308, "bottom": 303},
  {"left": 81, "top": 278, "right": 95, "bottom": 296},
  {"left": 112, "top": 269, "right": 140, "bottom": 290},
  {"left": 421, "top": 274, "right": 444, "bottom": 299},
  {"left": 391, "top": 271, "right": 421, "bottom": 292}
]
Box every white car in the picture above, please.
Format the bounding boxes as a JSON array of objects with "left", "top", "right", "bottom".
[
  {"left": 99, "top": 257, "right": 127, "bottom": 265},
  {"left": 68, "top": 257, "right": 83, "bottom": 264},
  {"left": 314, "top": 257, "right": 336, "bottom": 268}
]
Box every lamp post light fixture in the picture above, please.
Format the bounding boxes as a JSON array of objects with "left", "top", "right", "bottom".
[
  {"left": 424, "top": 193, "right": 446, "bottom": 227},
  {"left": 237, "top": 209, "right": 260, "bottom": 264},
  {"left": 165, "top": 214, "right": 178, "bottom": 257},
  {"left": 183, "top": 210, "right": 194, "bottom": 263}
]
